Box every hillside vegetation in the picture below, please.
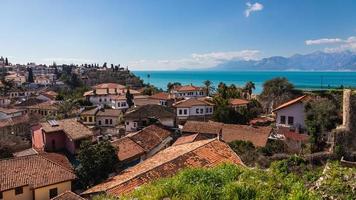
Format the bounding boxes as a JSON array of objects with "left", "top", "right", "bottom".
[{"left": 112, "top": 157, "right": 355, "bottom": 200}]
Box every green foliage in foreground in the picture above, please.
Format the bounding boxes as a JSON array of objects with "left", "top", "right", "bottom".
[{"left": 120, "top": 162, "right": 321, "bottom": 200}]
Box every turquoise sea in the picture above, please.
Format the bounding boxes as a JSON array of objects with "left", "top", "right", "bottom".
[{"left": 133, "top": 71, "right": 356, "bottom": 93}]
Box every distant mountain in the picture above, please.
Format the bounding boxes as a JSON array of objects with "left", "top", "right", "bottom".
[{"left": 209, "top": 50, "right": 356, "bottom": 71}]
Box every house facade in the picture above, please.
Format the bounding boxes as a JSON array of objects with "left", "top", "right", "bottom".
[
  {"left": 32, "top": 118, "right": 94, "bottom": 154},
  {"left": 124, "top": 104, "right": 176, "bottom": 132},
  {"left": 170, "top": 85, "right": 207, "bottom": 99},
  {"left": 173, "top": 98, "right": 214, "bottom": 122},
  {"left": 0, "top": 154, "right": 76, "bottom": 200},
  {"left": 273, "top": 95, "right": 308, "bottom": 130}
]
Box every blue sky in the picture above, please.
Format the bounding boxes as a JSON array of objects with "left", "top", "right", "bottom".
[{"left": 0, "top": 0, "right": 355, "bottom": 70}]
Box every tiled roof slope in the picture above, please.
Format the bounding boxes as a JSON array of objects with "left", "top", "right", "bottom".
[
  {"left": 51, "top": 191, "right": 85, "bottom": 200},
  {"left": 175, "top": 85, "right": 203, "bottom": 92},
  {"left": 0, "top": 154, "right": 76, "bottom": 192},
  {"left": 125, "top": 125, "right": 172, "bottom": 152},
  {"left": 272, "top": 95, "right": 307, "bottom": 112},
  {"left": 182, "top": 121, "right": 223, "bottom": 135},
  {"left": 111, "top": 137, "right": 145, "bottom": 162},
  {"left": 125, "top": 104, "right": 175, "bottom": 119},
  {"left": 40, "top": 118, "right": 94, "bottom": 140},
  {"left": 82, "top": 139, "right": 243, "bottom": 196},
  {"left": 229, "top": 98, "right": 249, "bottom": 106},
  {"left": 222, "top": 124, "right": 272, "bottom": 147},
  {"left": 173, "top": 98, "right": 214, "bottom": 108}
]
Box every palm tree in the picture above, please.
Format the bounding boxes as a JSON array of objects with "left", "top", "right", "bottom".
[
  {"left": 203, "top": 80, "right": 213, "bottom": 96},
  {"left": 244, "top": 81, "right": 255, "bottom": 99}
]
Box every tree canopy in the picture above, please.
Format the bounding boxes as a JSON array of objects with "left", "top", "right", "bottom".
[{"left": 76, "top": 141, "right": 119, "bottom": 188}]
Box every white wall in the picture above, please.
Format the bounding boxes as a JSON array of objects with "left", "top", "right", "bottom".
[{"left": 275, "top": 102, "right": 305, "bottom": 128}]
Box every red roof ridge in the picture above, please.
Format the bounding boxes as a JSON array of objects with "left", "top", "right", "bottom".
[
  {"left": 272, "top": 95, "right": 307, "bottom": 112},
  {"left": 37, "top": 153, "right": 75, "bottom": 174},
  {"left": 82, "top": 139, "right": 219, "bottom": 195}
]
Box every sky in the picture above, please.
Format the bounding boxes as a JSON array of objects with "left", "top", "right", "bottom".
[{"left": 0, "top": 0, "right": 355, "bottom": 70}]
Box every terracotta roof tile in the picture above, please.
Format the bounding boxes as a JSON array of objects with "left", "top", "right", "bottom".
[
  {"left": 172, "top": 134, "right": 200, "bottom": 146},
  {"left": 125, "top": 105, "right": 175, "bottom": 119},
  {"left": 111, "top": 137, "right": 145, "bottom": 162},
  {"left": 278, "top": 127, "right": 309, "bottom": 142},
  {"left": 0, "top": 107, "right": 24, "bottom": 114},
  {"left": 40, "top": 118, "right": 94, "bottom": 141},
  {"left": 175, "top": 85, "right": 203, "bottom": 92},
  {"left": 96, "top": 109, "right": 122, "bottom": 117},
  {"left": 182, "top": 121, "right": 223, "bottom": 135},
  {"left": 51, "top": 191, "right": 85, "bottom": 200},
  {"left": 150, "top": 92, "right": 172, "bottom": 100},
  {"left": 94, "top": 83, "right": 126, "bottom": 89},
  {"left": 127, "top": 125, "right": 172, "bottom": 152},
  {"left": 273, "top": 95, "right": 307, "bottom": 112},
  {"left": 173, "top": 98, "right": 214, "bottom": 108},
  {"left": 229, "top": 98, "right": 249, "bottom": 106},
  {"left": 0, "top": 154, "right": 76, "bottom": 192},
  {"left": 27, "top": 101, "right": 59, "bottom": 110},
  {"left": 222, "top": 124, "right": 272, "bottom": 147},
  {"left": 82, "top": 139, "right": 243, "bottom": 196}
]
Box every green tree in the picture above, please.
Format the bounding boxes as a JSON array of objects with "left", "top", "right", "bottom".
[
  {"left": 126, "top": 88, "right": 134, "bottom": 108},
  {"left": 76, "top": 141, "right": 119, "bottom": 188},
  {"left": 260, "top": 77, "right": 295, "bottom": 112},
  {"left": 203, "top": 80, "right": 214, "bottom": 96},
  {"left": 305, "top": 98, "right": 340, "bottom": 152},
  {"left": 243, "top": 81, "right": 255, "bottom": 99},
  {"left": 5, "top": 57, "right": 9, "bottom": 65}
]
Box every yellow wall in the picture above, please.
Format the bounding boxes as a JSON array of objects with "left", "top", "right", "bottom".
[
  {"left": 34, "top": 181, "right": 71, "bottom": 200},
  {"left": 1, "top": 181, "right": 71, "bottom": 200},
  {"left": 2, "top": 186, "right": 33, "bottom": 200}
]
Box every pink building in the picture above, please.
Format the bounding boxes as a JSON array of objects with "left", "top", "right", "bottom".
[{"left": 32, "top": 118, "right": 94, "bottom": 154}]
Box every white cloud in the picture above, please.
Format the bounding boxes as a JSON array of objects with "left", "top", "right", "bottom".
[
  {"left": 305, "top": 38, "right": 343, "bottom": 45},
  {"left": 128, "top": 50, "right": 260, "bottom": 70},
  {"left": 305, "top": 36, "right": 356, "bottom": 52},
  {"left": 245, "top": 2, "right": 263, "bottom": 17}
]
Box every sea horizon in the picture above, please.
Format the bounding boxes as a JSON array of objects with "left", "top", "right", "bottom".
[{"left": 133, "top": 70, "right": 356, "bottom": 93}]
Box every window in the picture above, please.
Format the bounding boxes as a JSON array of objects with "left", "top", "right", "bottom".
[
  {"left": 196, "top": 108, "right": 199, "bottom": 114},
  {"left": 99, "top": 98, "right": 102, "bottom": 102},
  {"left": 89, "top": 117, "right": 93, "bottom": 122},
  {"left": 126, "top": 121, "right": 129, "bottom": 125},
  {"left": 105, "top": 119, "right": 109, "bottom": 124},
  {"left": 15, "top": 187, "right": 23, "bottom": 195},
  {"left": 110, "top": 119, "right": 113, "bottom": 124},
  {"left": 288, "top": 116, "right": 294, "bottom": 125},
  {"left": 133, "top": 122, "right": 137, "bottom": 127},
  {"left": 98, "top": 120, "right": 102, "bottom": 125},
  {"left": 206, "top": 108, "right": 209, "bottom": 113},
  {"left": 210, "top": 107, "right": 213, "bottom": 113},
  {"left": 104, "top": 98, "right": 107, "bottom": 102},
  {"left": 49, "top": 188, "right": 58, "bottom": 199},
  {"left": 179, "top": 109, "right": 182, "bottom": 115},
  {"left": 200, "top": 108, "right": 204, "bottom": 114},
  {"left": 183, "top": 109, "right": 187, "bottom": 115},
  {"left": 280, "top": 116, "right": 286, "bottom": 124}
]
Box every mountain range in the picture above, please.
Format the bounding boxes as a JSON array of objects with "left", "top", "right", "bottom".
[{"left": 208, "top": 50, "right": 356, "bottom": 71}]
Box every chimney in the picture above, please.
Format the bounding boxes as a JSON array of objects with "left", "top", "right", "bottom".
[{"left": 342, "top": 89, "right": 351, "bottom": 131}]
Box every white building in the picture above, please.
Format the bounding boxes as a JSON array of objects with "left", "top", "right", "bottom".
[
  {"left": 173, "top": 97, "right": 214, "bottom": 121},
  {"left": 273, "top": 95, "right": 308, "bottom": 129},
  {"left": 170, "top": 85, "right": 207, "bottom": 99}
]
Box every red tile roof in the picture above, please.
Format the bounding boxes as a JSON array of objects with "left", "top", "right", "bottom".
[
  {"left": 150, "top": 92, "right": 171, "bottom": 100},
  {"left": 221, "top": 124, "right": 272, "bottom": 147},
  {"left": 51, "top": 191, "right": 85, "bottom": 200},
  {"left": 0, "top": 115, "right": 29, "bottom": 128},
  {"left": 82, "top": 139, "right": 243, "bottom": 196},
  {"left": 173, "top": 98, "right": 214, "bottom": 108},
  {"left": 0, "top": 154, "right": 76, "bottom": 192},
  {"left": 40, "top": 118, "right": 94, "bottom": 141},
  {"left": 175, "top": 85, "right": 203, "bottom": 92},
  {"left": 273, "top": 95, "right": 307, "bottom": 112},
  {"left": 172, "top": 134, "right": 200, "bottom": 146},
  {"left": 182, "top": 121, "right": 223, "bottom": 135},
  {"left": 229, "top": 98, "right": 249, "bottom": 106},
  {"left": 94, "top": 83, "right": 126, "bottom": 89},
  {"left": 111, "top": 137, "right": 145, "bottom": 162},
  {"left": 126, "top": 125, "right": 172, "bottom": 152},
  {"left": 182, "top": 121, "right": 272, "bottom": 147}
]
